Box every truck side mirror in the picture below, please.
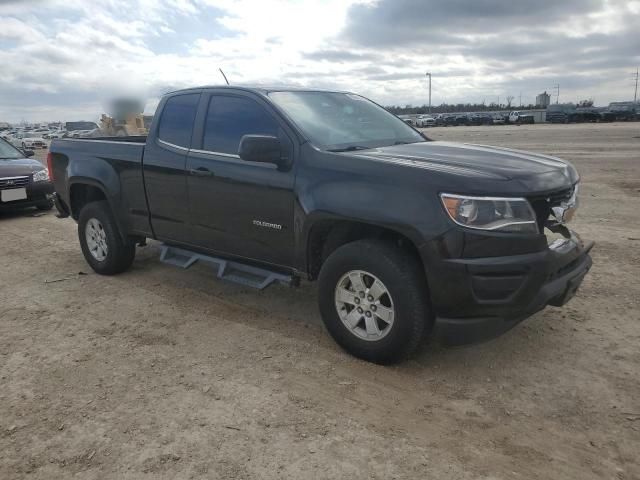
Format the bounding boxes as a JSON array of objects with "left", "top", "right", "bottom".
[
  {"left": 238, "top": 135, "right": 289, "bottom": 170},
  {"left": 23, "top": 149, "right": 35, "bottom": 157}
]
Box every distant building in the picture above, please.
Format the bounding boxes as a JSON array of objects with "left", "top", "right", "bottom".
[
  {"left": 0, "top": 122, "right": 10, "bottom": 130},
  {"left": 536, "top": 91, "right": 551, "bottom": 108}
]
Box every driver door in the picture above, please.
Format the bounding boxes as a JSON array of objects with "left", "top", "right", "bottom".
[{"left": 186, "top": 92, "right": 296, "bottom": 267}]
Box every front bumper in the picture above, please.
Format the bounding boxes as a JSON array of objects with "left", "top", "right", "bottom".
[
  {"left": 428, "top": 231, "right": 593, "bottom": 346},
  {"left": 0, "top": 181, "right": 54, "bottom": 211}
]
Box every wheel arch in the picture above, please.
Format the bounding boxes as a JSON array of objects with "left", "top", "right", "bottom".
[
  {"left": 305, "top": 217, "right": 426, "bottom": 282},
  {"left": 69, "top": 179, "right": 127, "bottom": 242}
]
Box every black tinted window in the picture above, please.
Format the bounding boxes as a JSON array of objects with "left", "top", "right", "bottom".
[
  {"left": 203, "top": 96, "right": 279, "bottom": 154},
  {"left": 158, "top": 93, "right": 200, "bottom": 147}
]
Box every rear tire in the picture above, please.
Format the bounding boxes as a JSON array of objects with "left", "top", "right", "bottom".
[
  {"left": 318, "top": 239, "right": 430, "bottom": 364},
  {"left": 78, "top": 200, "right": 135, "bottom": 275}
]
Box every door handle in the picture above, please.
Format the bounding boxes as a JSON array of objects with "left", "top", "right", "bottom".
[{"left": 189, "top": 167, "right": 214, "bottom": 177}]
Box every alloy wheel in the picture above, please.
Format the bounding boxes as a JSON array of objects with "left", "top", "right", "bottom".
[
  {"left": 334, "top": 270, "right": 395, "bottom": 341},
  {"left": 85, "top": 218, "right": 108, "bottom": 261}
]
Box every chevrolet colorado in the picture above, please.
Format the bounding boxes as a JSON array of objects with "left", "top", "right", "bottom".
[{"left": 49, "top": 86, "right": 593, "bottom": 364}]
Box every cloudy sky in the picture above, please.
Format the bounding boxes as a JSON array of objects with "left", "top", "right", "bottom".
[{"left": 1, "top": 0, "right": 639, "bottom": 122}]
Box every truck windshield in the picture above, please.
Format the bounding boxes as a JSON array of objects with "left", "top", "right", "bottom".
[
  {"left": 0, "top": 139, "right": 23, "bottom": 159},
  {"left": 268, "top": 91, "right": 425, "bottom": 151}
]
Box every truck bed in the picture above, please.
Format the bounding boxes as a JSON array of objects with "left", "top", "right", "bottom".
[{"left": 49, "top": 135, "right": 150, "bottom": 237}]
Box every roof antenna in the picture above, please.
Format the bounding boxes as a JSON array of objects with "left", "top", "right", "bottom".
[{"left": 219, "top": 68, "right": 229, "bottom": 85}]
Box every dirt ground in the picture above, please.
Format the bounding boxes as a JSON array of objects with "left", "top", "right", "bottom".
[{"left": 1, "top": 123, "right": 639, "bottom": 479}]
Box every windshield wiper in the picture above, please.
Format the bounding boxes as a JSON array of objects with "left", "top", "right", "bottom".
[{"left": 327, "top": 145, "right": 370, "bottom": 152}]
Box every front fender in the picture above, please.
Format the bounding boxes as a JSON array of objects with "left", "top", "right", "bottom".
[{"left": 294, "top": 175, "right": 450, "bottom": 274}]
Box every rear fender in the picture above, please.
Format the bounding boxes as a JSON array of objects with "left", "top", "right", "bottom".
[{"left": 67, "top": 162, "right": 127, "bottom": 242}]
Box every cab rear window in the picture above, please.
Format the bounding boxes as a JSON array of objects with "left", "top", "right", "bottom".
[{"left": 158, "top": 94, "right": 200, "bottom": 148}]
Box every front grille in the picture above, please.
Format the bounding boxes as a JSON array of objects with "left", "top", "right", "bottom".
[
  {"left": 528, "top": 187, "right": 573, "bottom": 231},
  {"left": 546, "top": 187, "right": 573, "bottom": 204},
  {"left": 0, "top": 176, "right": 30, "bottom": 190}
]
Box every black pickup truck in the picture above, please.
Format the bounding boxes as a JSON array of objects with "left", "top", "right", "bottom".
[{"left": 49, "top": 86, "right": 593, "bottom": 363}]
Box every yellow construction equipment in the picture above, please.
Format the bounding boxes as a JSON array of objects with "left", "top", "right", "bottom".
[{"left": 99, "top": 98, "right": 148, "bottom": 136}]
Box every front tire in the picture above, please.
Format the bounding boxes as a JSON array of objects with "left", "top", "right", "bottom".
[
  {"left": 78, "top": 200, "right": 135, "bottom": 275},
  {"left": 318, "top": 239, "right": 430, "bottom": 364}
]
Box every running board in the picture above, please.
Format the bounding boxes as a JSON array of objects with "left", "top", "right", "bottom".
[{"left": 159, "top": 244, "right": 294, "bottom": 290}]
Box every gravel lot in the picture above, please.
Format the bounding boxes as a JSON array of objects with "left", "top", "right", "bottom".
[{"left": 1, "top": 123, "right": 639, "bottom": 479}]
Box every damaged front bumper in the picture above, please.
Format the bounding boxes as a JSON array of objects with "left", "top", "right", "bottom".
[{"left": 431, "top": 230, "right": 594, "bottom": 346}]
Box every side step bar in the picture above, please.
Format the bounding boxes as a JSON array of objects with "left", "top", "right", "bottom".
[{"left": 159, "top": 244, "right": 295, "bottom": 290}]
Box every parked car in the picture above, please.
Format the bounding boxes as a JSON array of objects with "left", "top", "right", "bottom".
[
  {"left": 453, "top": 113, "right": 469, "bottom": 126},
  {"left": 546, "top": 104, "right": 602, "bottom": 124},
  {"left": 491, "top": 113, "right": 506, "bottom": 125},
  {"left": 50, "top": 86, "right": 592, "bottom": 364},
  {"left": 42, "top": 130, "right": 63, "bottom": 139},
  {"left": 398, "top": 115, "right": 415, "bottom": 126},
  {"left": 415, "top": 115, "right": 435, "bottom": 127},
  {"left": 6, "top": 136, "right": 24, "bottom": 149},
  {"left": 508, "top": 111, "right": 535, "bottom": 124},
  {"left": 607, "top": 102, "right": 636, "bottom": 121},
  {"left": 0, "top": 138, "right": 54, "bottom": 211},
  {"left": 65, "top": 121, "right": 99, "bottom": 132},
  {"left": 598, "top": 110, "right": 616, "bottom": 122},
  {"left": 463, "top": 113, "right": 479, "bottom": 126},
  {"left": 17, "top": 133, "right": 47, "bottom": 149},
  {"left": 438, "top": 114, "right": 458, "bottom": 127},
  {"left": 477, "top": 113, "right": 495, "bottom": 125},
  {"left": 64, "top": 129, "right": 96, "bottom": 138},
  {"left": 576, "top": 108, "right": 601, "bottom": 122},
  {"left": 547, "top": 104, "right": 575, "bottom": 123},
  {"left": 465, "top": 113, "right": 492, "bottom": 126}
]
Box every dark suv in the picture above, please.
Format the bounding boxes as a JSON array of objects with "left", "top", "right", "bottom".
[{"left": 0, "top": 138, "right": 54, "bottom": 212}]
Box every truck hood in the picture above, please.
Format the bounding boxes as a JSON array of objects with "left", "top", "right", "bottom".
[
  {"left": 348, "top": 141, "right": 578, "bottom": 193},
  {"left": 0, "top": 158, "right": 46, "bottom": 177}
]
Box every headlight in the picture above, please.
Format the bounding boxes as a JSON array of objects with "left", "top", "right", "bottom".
[
  {"left": 32, "top": 169, "right": 50, "bottom": 182},
  {"left": 440, "top": 193, "right": 538, "bottom": 233}
]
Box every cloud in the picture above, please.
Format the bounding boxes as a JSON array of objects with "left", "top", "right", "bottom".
[
  {"left": 302, "top": 49, "right": 380, "bottom": 62},
  {"left": 0, "top": 0, "right": 638, "bottom": 122},
  {"left": 341, "top": 0, "right": 606, "bottom": 47},
  {"left": 331, "top": 0, "right": 640, "bottom": 105}
]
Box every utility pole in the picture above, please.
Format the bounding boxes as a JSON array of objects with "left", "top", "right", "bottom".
[
  {"left": 519, "top": 91, "right": 522, "bottom": 107},
  {"left": 633, "top": 68, "right": 638, "bottom": 103},
  {"left": 554, "top": 84, "right": 560, "bottom": 104},
  {"left": 425, "top": 72, "right": 432, "bottom": 113}
]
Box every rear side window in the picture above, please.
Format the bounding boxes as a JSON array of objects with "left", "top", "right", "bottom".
[
  {"left": 203, "top": 96, "right": 279, "bottom": 154},
  {"left": 158, "top": 93, "right": 200, "bottom": 148}
]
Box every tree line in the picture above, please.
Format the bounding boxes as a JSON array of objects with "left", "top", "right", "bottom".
[{"left": 385, "top": 103, "right": 543, "bottom": 115}]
